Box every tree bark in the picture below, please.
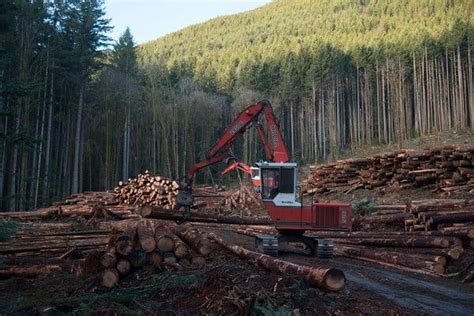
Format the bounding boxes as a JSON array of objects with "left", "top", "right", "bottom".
[{"left": 72, "top": 82, "right": 84, "bottom": 194}]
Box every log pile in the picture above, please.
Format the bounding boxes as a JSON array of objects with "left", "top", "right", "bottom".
[
  {"left": 99, "top": 221, "right": 212, "bottom": 288},
  {"left": 0, "top": 190, "right": 144, "bottom": 221},
  {"left": 404, "top": 199, "right": 474, "bottom": 232},
  {"left": 333, "top": 199, "right": 474, "bottom": 275},
  {"left": 114, "top": 171, "right": 180, "bottom": 208},
  {"left": 304, "top": 145, "right": 474, "bottom": 195},
  {"left": 0, "top": 225, "right": 112, "bottom": 278}
]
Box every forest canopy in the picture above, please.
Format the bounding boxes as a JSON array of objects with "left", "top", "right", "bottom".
[{"left": 0, "top": 0, "right": 472, "bottom": 211}]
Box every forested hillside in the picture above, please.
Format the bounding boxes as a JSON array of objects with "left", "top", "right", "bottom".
[
  {"left": 0, "top": 0, "right": 472, "bottom": 211},
  {"left": 138, "top": 0, "right": 473, "bottom": 162}
]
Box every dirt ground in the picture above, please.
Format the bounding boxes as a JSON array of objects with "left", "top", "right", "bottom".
[{"left": 1, "top": 222, "right": 473, "bottom": 315}]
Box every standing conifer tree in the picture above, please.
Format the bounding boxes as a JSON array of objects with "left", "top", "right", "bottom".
[
  {"left": 67, "top": 0, "right": 111, "bottom": 193},
  {"left": 111, "top": 27, "right": 137, "bottom": 181}
]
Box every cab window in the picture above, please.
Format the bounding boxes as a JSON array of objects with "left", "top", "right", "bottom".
[
  {"left": 261, "top": 168, "right": 279, "bottom": 200},
  {"left": 279, "top": 167, "right": 294, "bottom": 193}
]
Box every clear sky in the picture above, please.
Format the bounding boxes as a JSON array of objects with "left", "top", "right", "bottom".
[{"left": 105, "top": 0, "right": 272, "bottom": 45}]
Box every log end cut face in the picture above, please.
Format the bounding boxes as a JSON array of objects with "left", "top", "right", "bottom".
[{"left": 316, "top": 268, "right": 346, "bottom": 291}]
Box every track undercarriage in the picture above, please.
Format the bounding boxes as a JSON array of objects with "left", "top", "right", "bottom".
[{"left": 255, "top": 233, "right": 334, "bottom": 258}]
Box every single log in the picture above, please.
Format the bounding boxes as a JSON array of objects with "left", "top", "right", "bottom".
[
  {"left": 374, "top": 209, "right": 408, "bottom": 215},
  {"left": 163, "top": 252, "right": 177, "bottom": 264},
  {"left": 137, "top": 220, "right": 156, "bottom": 253},
  {"left": 208, "top": 232, "right": 345, "bottom": 291},
  {"left": 421, "top": 211, "right": 474, "bottom": 222},
  {"left": 150, "top": 252, "right": 162, "bottom": 269},
  {"left": 373, "top": 205, "right": 407, "bottom": 211},
  {"left": 446, "top": 247, "right": 464, "bottom": 260},
  {"left": 0, "top": 265, "right": 61, "bottom": 279},
  {"left": 146, "top": 207, "right": 272, "bottom": 225},
  {"left": 164, "top": 230, "right": 189, "bottom": 258},
  {"left": 429, "top": 213, "right": 474, "bottom": 225},
  {"left": 0, "top": 208, "right": 60, "bottom": 220},
  {"left": 116, "top": 259, "right": 131, "bottom": 275},
  {"left": 137, "top": 206, "right": 153, "bottom": 218},
  {"left": 171, "top": 226, "right": 214, "bottom": 256},
  {"left": 101, "top": 269, "right": 119, "bottom": 288},
  {"left": 155, "top": 233, "right": 175, "bottom": 253},
  {"left": 331, "top": 236, "right": 458, "bottom": 248},
  {"left": 354, "top": 213, "right": 411, "bottom": 225},
  {"left": 334, "top": 245, "right": 445, "bottom": 274},
  {"left": 100, "top": 248, "right": 117, "bottom": 268},
  {"left": 0, "top": 237, "right": 110, "bottom": 254},
  {"left": 115, "top": 227, "right": 137, "bottom": 256},
  {"left": 439, "top": 226, "right": 474, "bottom": 239}
]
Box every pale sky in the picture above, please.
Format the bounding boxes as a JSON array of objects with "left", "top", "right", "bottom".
[{"left": 105, "top": 0, "right": 272, "bottom": 44}]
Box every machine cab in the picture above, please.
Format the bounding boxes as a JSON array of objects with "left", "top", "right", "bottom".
[
  {"left": 256, "top": 162, "right": 301, "bottom": 207},
  {"left": 250, "top": 167, "right": 261, "bottom": 188}
]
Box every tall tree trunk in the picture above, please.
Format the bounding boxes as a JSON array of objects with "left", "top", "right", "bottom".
[
  {"left": 10, "top": 105, "right": 21, "bottom": 211},
  {"left": 72, "top": 82, "right": 84, "bottom": 194},
  {"left": 468, "top": 39, "right": 473, "bottom": 129},
  {"left": 43, "top": 63, "right": 54, "bottom": 206}
]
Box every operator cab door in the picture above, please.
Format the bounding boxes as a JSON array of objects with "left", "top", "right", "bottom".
[{"left": 259, "top": 164, "right": 299, "bottom": 207}]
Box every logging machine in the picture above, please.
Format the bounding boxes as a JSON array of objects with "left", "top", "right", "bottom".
[{"left": 174, "top": 99, "right": 352, "bottom": 257}]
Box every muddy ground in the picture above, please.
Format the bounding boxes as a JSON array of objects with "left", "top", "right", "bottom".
[{"left": 0, "top": 222, "right": 473, "bottom": 315}]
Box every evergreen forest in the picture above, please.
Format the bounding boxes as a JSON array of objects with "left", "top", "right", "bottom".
[{"left": 0, "top": 0, "right": 472, "bottom": 211}]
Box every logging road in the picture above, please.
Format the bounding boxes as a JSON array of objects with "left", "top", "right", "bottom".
[
  {"left": 294, "top": 256, "right": 474, "bottom": 316},
  {"left": 208, "top": 228, "right": 474, "bottom": 315}
]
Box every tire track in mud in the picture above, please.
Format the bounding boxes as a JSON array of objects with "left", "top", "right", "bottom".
[
  {"left": 290, "top": 255, "right": 474, "bottom": 316},
  {"left": 207, "top": 228, "right": 474, "bottom": 315}
]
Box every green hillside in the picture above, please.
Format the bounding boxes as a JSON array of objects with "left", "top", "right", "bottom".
[
  {"left": 139, "top": 0, "right": 472, "bottom": 92},
  {"left": 3, "top": 0, "right": 472, "bottom": 210}
]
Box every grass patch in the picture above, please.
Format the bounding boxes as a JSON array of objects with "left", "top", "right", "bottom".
[
  {"left": 55, "top": 271, "right": 203, "bottom": 314},
  {"left": 351, "top": 198, "right": 376, "bottom": 216},
  {"left": 252, "top": 300, "right": 294, "bottom": 316}
]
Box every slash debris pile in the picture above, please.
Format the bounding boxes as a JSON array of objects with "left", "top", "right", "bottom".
[
  {"left": 218, "top": 185, "right": 264, "bottom": 216},
  {"left": 304, "top": 145, "right": 474, "bottom": 196},
  {"left": 114, "top": 171, "right": 180, "bottom": 208}
]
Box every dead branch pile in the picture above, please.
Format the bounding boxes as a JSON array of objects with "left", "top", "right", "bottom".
[
  {"left": 114, "top": 171, "right": 180, "bottom": 208},
  {"left": 304, "top": 145, "right": 474, "bottom": 196},
  {"left": 218, "top": 185, "right": 264, "bottom": 215}
]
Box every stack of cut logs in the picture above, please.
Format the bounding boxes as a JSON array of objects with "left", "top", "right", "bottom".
[
  {"left": 0, "top": 192, "right": 139, "bottom": 221},
  {"left": 342, "top": 199, "right": 474, "bottom": 276},
  {"left": 304, "top": 145, "right": 474, "bottom": 195},
  {"left": 114, "top": 171, "right": 180, "bottom": 208},
  {"left": 404, "top": 199, "right": 474, "bottom": 232},
  {"left": 100, "top": 220, "right": 213, "bottom": 288}
]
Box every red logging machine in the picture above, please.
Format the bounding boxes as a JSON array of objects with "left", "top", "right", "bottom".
[{"left": 174, "top": 100, "right": 351, "bottom": 257}]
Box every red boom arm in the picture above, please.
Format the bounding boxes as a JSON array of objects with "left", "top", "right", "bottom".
[{"left": 184, "top": 99, "right": 289, "bottom": 184}]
